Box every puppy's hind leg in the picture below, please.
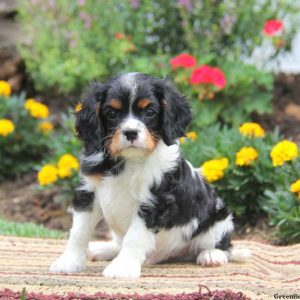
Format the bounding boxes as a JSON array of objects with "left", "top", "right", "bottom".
[
  {"left": 88, "top": 232, "right": 121, "bottom": 262},
  {"left": 193, "top": 215, "right": 234, "bottom": 267},
  {"left": 50, "top": 190, "right": 102, "bottom": 273},
  {"left": 197, "top": 248, "right": 229, "bottom": 267}
]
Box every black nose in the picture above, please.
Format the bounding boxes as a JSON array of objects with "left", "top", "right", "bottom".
[{"left": 123, "top": 130, "right": 138, "bottom": 142}]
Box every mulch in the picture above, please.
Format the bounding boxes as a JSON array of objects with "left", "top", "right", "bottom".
[{"left": 0, "top": 237, "right": 300, "bottom": 299}]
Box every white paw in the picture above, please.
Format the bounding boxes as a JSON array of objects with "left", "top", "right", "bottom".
[
  {"left": 197, "top": 249, "right": 228, "bottom": 267},
  {"left": 87, "top": 241, "right": 119, "bottom": 261},
  {"left": 50, "top": 252, "right": 86, "bottom": 273},
  {"left": 103, "top": 256, "right": 141, "bottom": 278}
]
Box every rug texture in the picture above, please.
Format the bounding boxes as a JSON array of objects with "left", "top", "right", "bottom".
[{"left": 0, "top": 236, "right": 299, "bottom": 300}]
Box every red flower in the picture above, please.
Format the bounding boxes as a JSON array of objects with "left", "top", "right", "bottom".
[
  {"left": 114, "top": 32, "right": 125, "bottom": 40},
  {"left": 263, "top": 19, "right": 283, "bottom": 36},
  {"left": 190, "top": 65, "right": 226, "bottom": 89},
  {"left": 170, "top": 53, "right": 197, "bottom": 69}
]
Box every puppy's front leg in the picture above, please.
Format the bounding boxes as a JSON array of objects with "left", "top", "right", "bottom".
[
  {"left": 50, "top": 196, "right": 102, "bottom": 273},
  {"left": 103, "top": 215, "right": 155, "bottom": 278}
]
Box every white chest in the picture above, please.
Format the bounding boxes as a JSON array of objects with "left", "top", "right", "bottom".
[
  {"left": 95, "top": 166, "right": 151, "bottom": 236},
  {"left": 93, "top": 143, "right": 180, "bottom": 237}
]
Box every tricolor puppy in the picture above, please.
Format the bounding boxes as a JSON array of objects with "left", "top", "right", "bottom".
[{"left": 50, "top": 72, "right": 249, "bottom": 278}]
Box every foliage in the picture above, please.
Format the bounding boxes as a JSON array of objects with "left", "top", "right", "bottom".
[
  {"left": 0, "top": 90, "right": 53, "bottom": 180},
  {"left": 18, "top": 0, "right": 299, "bottom": 127},
  {"left": 36, "top": 111, "right": 81, "bottom": 194},
  {"left": 0, "top": 216, "right": 64, "bottom": 238},
  {"left": 265, "top": 189, "right": 300, "bottom": 244},
  {"left": 264, "top": 161, "right": 300, "bottom": 243},
  {"left": 172, "top": 59, "right": 274, "bottom": 127},
  {"left": 18, "top": 0, "right": 170, "bottom": 93},
  {"left": 18, "top": 0, "right": 297, "bottom": 94},
  {"left": 181, "top": 125, "right": 280, "bottom": 216},
  {"left": 181, "top": 124, "right": 300, "bottom": 242}
]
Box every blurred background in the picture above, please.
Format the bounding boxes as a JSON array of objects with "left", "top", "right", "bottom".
[{"left": 1, "top": 0, "right": 300, "bottom": 244}]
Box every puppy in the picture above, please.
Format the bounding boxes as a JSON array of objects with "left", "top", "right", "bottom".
[{"left": 50, "top": 72, "right": 249, "bottom": 278}]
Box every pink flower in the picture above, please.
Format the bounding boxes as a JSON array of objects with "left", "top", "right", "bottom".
[
  {"left": 263, "top": 19, "right": 283, "bottom": 36},
  {"left": 190, "top": 65, "right": 226, "bottom": 89},
  {"left": 170, "top": 53, "right": 197, "bottom": 69},
  {"left": 79, "top": 12, "right": 91, "bottom": 30},
  {"left": 130, "top": 0, "right": 140, "bottom": 9},
  {"left": 77, "top": 0, "right": 85, "bottom": 6},
  {"left": 178, "top": 0, "right": 193, "bottom": 11}
]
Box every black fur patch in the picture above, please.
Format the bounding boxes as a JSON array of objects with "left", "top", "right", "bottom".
[
  {"left": 75, "top": 82, "right": 107, "bottom": 152},
  {"left": 73, "top": 189, "right": 94, "bottom": 211},
  {"left": 152, "top": 78, "right": 192, "bottom": 146},
  {"left": 191, "top": 206, "right": 230, "bottom": 239},
  {"left": 138, "top": 156, "right": 231, "bottom": 239},
  {"left": 216, "top": 232, "right": 233, "bottom": 252},
  {"left": 80, "top": 155, "right": 125, "bottom": 177}
]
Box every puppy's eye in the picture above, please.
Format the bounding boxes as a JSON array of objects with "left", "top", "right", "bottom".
[
  {"left": 145, "top": 108, "right": 155, "bottom": 118},
  {"left": 106, "top": 110, "right": 117, "bottom": 120}
]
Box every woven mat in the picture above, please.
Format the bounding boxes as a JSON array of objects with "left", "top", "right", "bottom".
[{"left": 0, "top": 236, "right": 299, "bottom": 300}]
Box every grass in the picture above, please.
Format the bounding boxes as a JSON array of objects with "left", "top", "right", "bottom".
[
  {"left": 0, "top": 216, "right": 66, "bottom": 238},
  {"left": 21, "top": 288, "right": 26, "bottom": 300}
]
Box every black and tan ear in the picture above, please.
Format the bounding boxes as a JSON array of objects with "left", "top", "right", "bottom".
[
  {"left": 155, "top": 79, "right": 192, "bottom": 146},
  {"left": 75, "top": 82, "right": 107, "bottom": 153}
]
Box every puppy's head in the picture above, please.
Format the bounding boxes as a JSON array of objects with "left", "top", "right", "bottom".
[{"left": 75, "top": 73, "right": 191, "bottom": 158}]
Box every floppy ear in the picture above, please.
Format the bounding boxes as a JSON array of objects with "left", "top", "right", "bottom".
[
  {"left": 156, "top": 79, "right": 192, "bottom": 146},
  {"left": 75, "top": 82, "right": 107, "bottom": 153}
]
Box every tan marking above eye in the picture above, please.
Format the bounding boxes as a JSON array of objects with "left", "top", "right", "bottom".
[
  {"left": 109, "top": 99, "right": 122, "bottom": 110},
  {"left": 137, "top": 99, "right": 152, "bottom": 109}
]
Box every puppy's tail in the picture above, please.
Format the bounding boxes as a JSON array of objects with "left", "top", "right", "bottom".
[{"left": 228, "top": 247, "right": 251, "bottom": 262}]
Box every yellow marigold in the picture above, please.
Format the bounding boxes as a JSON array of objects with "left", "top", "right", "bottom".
[
  {"left": 24, "top": 98, "right": 37, "bottom": 109},
  {"left": 290, "top": 179, "right": 300, "bottom": 199},
  {"left": 0, "top": 81, "right": 12, "bottom": 97},
  {"left": 186, "top": 131, "right": 198, "bottom": 141},
  {"left": 291, "top": 179, "right": 300, "bottom": 193},
  {"left": 179, "top": 137, "right": 186, "bottom": 144},
  {"left": 24, "top": 99, "right": 49, "bottom": 119},
  {"left": 31, "top": 102, "right": 49, "bottom": 119},
  {"left": 179, "top": 131, "right": 198, "bottom": 144},
  {"left": 37, "top": 164, "right": 58, "bottom": 186},
  {"left": 38, "top": 121, "right": 53, "bottom": 134},
  {"left": 57, "top": 167, "right": 72, "bottom": 178},
  {"left": 0, "top": 119, "right": 15, "bottom": 137},
  {"left": 201, "top": 157, "right": 229, "bottom": 183},
  {"left": 236, "top": 147, "right": 258, "bottom": 166},
  {"left": 75, "top": 103, "right": 83, "bottom": 112},
  {"left": 57, "top": 154, "right": 79, "bottom": 178},
  {"left": 270, "top": 140, "right": 298, "bottom": 167},
  {"left": 239, "top": 122, "right": 265, "bottom": 138}
]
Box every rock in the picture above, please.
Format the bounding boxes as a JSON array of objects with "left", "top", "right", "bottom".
[
  {"left": 8, "top": 74, "right": 23, "bottom": 91},
  {"left": 0, "top": 20, "right": 21, "bottom": 52},
  {"left": 0, "top": 55, "right": 21, "bottom": 78},
  {"left": 0, "top": 0, "right": 25, "bottom": 92},
  {"left": 0, "top": 0, "right": 17, "bottom": 16},
  {"left": 285, "top": 103, "right": 300, "bottom": 121}
]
